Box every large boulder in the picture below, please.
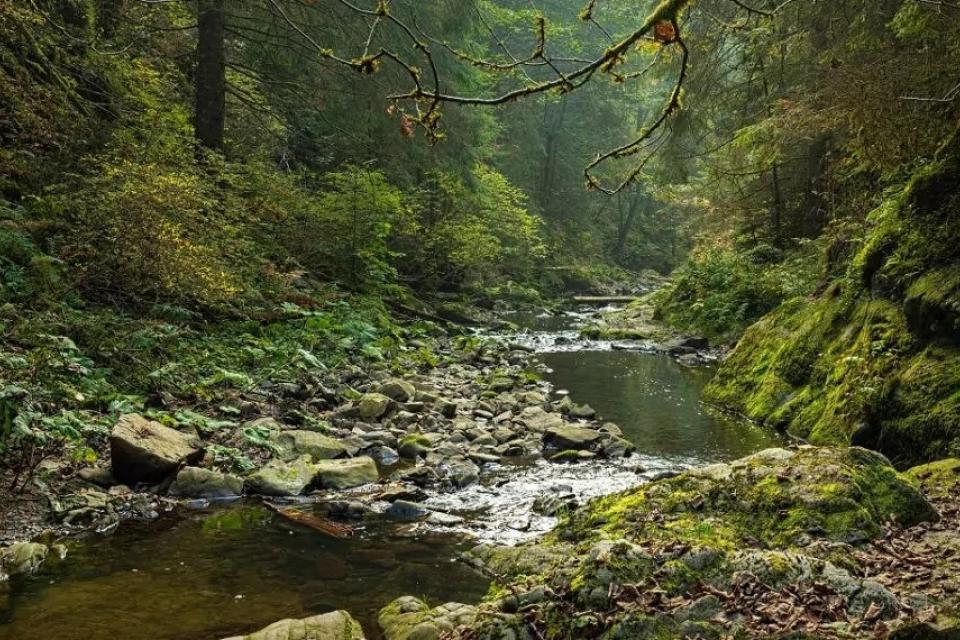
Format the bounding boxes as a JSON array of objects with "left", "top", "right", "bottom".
[
  {"left": 245, "top": 456, "right": 317, "bottom": 496},
  {"left": 358, "top": 393, "right": 393, "bottom": 420},
  {"left": 271, "top": 430, "right": 347, "bottom": 461},
  {"left": 314, "top": 457, "right": 379, "bottom": 489},
  {"left": 378, "top": 596, "right": 476, "bottom": 640},
  {"left": 110, "top": 414, "right": 203, "bottom": 485},
  {"left": 378, "top": 379, "right": 417, "bottom": 403},
  {"left": 220, "top": 610, "right": 365, "bottom": 640},
  {"left": 169, "top": 467, "right": 243, "bottom": 499}
]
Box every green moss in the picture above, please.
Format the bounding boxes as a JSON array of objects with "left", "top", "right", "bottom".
[
  {"left": 398, "top": 433, "right": 432, "bottom": 448},
  {"left": 905, "top": 458, "right": 960, "bottom": 500},
  {"left": 553, "top": 448, "right": 934, "bottom": 554},
  {"left": 704, "top": 148, "right": 960, "bottom": 467}
]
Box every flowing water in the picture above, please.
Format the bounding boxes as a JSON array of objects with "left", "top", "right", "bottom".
[{"left": 0, "top": 306, "right": 781, "bottom": 640}]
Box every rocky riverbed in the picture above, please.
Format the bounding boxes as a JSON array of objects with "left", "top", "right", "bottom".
[{"left": 0, "top": 303, "right": 794, "bottom": 639}]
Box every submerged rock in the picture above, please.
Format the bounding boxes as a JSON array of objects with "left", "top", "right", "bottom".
[
  {"left": 385, "top": 500, "right": 431, "bottom": 522},
  {"left": 0, "top": 542, "right": 48, "bottom": 579},
  {"left": 109, "top": 414, "right": 203, "bottom": 485},
  {"left": 220, "top": 610, "right": 365, "bottom": 640},
  {"left": 169, "top": 467, "right": 243, "bottom": 499}
]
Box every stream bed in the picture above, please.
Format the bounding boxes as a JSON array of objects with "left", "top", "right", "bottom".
[{"left": 0, "top": 307, "right": 781, "bottom": 640}]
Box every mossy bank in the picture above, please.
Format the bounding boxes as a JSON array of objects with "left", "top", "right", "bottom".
[
  {"left": 377, "top": 447, "right": 960, "bottom": 639},
  {"left": 704, "top": 132, "right": 960, "bottom": 468}
]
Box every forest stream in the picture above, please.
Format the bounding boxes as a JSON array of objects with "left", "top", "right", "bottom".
[{"left": 0, "top": 306, "right": 781, "bottom": 640}]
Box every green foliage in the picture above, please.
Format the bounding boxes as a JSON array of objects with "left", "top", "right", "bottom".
[
  {"left": 655, "top": 241, "right": 821, "bottom": 340},
  {"left": 398, "top": 165, "right": 546, "bottom": 290}
]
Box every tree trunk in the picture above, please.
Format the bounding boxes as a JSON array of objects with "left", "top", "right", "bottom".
[
  {"left": 195, "top": 0, "right": 226, "bottom": 151},
  {"left": 538, "top": 99, "right": 567, "bottom": 215}
]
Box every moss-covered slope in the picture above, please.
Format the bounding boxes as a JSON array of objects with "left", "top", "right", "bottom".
[{"left": 705, "top": 132, "right": 960, "bottom": 467}]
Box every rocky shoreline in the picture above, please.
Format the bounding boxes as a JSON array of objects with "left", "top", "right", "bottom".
[{"left": 0, "top": 317, "right": 654, "bottom": 581}]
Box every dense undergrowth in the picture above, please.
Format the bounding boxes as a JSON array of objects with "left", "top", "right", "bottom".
[{"left": 0, "top": 2, "right": 580, "bottom": 476}]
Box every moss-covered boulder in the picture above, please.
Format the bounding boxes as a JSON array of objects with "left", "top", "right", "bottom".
[
  {"left": 169, "top": 466, "right": 243, "bottom": 499},
  {"left": 905, "top": 458, "right": 960, "bottom": 500},
  {"left": 559, "top": 447, "right": 936, "bottom": 549},
  {"left": 245, "top": 456, "right": 317, "bottom": 496},
  {"left": 0, "top": 542, "right": 48, "bottom": 579},
  {"left": 220, "top": 610, "right": 365, "bottom": 640},
  {"left": 378, "top": 596, "right": 477, "bottom": 640}
]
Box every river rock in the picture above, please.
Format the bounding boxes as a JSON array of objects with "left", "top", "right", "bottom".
[
  {"left": 378, "top": 379, "right": 417, "bottom": 403},
  {"left": 271, "top": 429, "right": 347, "bottom": 461},
  {"left": 544, "top": 425, "right": 602, "bottom": 450},
  {"left": 379, "top": 596, "right": 477, "bottom": 640},
  {"left": 488, "top": 376, "right": 515, "bottom": 393},
  {"left": 0, "top": 542, "right": 48, "bottom": 578},
  {"left": 601, "top": 435, "right": 636, "bottom": 458},
  {"left": 443, "top": 458, "right": 480, "bottom": 488},
  {"left": 427, "top": 511, "right": 464, "bottom": 526},
  {"left": 359, "top": 393, "right": 393, "bottom": 420},
  {"left": 169, "top": 467, "right": 243, "bottom": 499},
  {"left": 437, "top": 399, "right": 457, "bottom": 418},
  {"left": 385, "top": 500, "right": 431, "bottom": 522},
  {"left": 78, "top": 466, "right": 116, "bottom": 487},
  {"left": 220, "top": 610, "right": 365, "bottom": 640},
  {"left": 398, "top": 435, "right": 431, "bottom": 459},
  {"left": 314, "top": 457, "right": 379, "bottom": 489},
  {"left": 569, "top": 403, "right": 597, "bottom": 419},
  {"left": 109, "top": 414, "right": 203, "bottom": 485},
  {"left": 517, "top": 406, "right": 564, "bottom": 432},
  {"left": 369, "top": 445, "right": 400, "bottom": 466},
  {"left": 245, "top": 456, "right": 316, "bottom": 496}
]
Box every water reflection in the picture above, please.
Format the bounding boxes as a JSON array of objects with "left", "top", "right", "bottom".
[
  {"left": 540, "top": 350, "right": 781, "bottom": 462},
  {"left": 0, "top": 505, "right": 488, "bottom": 640}
]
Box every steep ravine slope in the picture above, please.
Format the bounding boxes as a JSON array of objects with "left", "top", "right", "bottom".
[{"left": 705, "top": 131, "right": 960, "bottom": 468}]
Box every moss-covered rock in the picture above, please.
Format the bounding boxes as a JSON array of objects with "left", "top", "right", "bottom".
[
  {"left": 220, "top": 610, "right": 365, "bottom": 640},
  {"left": 169, "top": 466, "right": 243, "bottom": 499},
  {"left": 905, "top": 458, "right": 960, "bottom": 500},
  {"left": 0, "top": 542, "right": 48, "bottom": 579},
  {"left": 378, "top": 596, "right": 476, "bottom": 640},
  {"left": 244, "top": 456, "right": 317, "bottom": 496},
  {"left": 313, "top": 457, "right": 378, "bottom": 489},
  {"left": 270, "top": 430, "right": 348, "bottom": 462}
]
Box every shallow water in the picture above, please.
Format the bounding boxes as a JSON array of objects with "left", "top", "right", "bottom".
[
  {"left": 0, "top": 306, "right": 781, "bottom": 640},
  {"left": 0, "top": 505, "right": 488, "bottom": 640},
  {"left": 540, "top": 350, "right": 781, "bottom": 462}
]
